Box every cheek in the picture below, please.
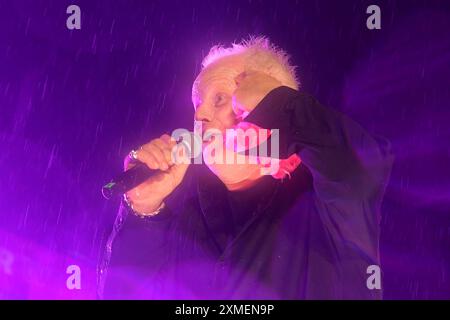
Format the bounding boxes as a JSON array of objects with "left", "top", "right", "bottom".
[
  {"left": 233, "top": 87, "right": 257, "bottom": 113},
  {"left": 232, "top": 89, "right": 251, "bottom": 116},
  {"left": 215, "top": 104, "right": 238, "bottom": 128},
  {"left": 233, "top": 87, "right": 245, "bottom": 103}
]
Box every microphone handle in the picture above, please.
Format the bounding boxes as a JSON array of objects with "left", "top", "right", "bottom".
[{"left": 102, "top": 163, "right": 155, "bottom": 200}]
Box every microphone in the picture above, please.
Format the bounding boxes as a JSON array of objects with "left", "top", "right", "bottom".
[
  {"left": 101, "top": 163, "right": 155, "bottom": 200},
  {"left": 101, "top": 133, "right": 201, "bottom": 200}
]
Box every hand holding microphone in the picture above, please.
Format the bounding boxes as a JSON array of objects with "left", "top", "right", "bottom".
[{"left": 102, "top": 133, "right": 196, "bottom": 215}]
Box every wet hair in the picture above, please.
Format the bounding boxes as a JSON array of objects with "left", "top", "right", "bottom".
[{"left": 199, "top": 35, "right": 299, "bottom": 90}]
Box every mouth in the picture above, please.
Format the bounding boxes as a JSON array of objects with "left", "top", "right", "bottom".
[{"left": 197, "top": 122, "right": 226, "bottom": 135}]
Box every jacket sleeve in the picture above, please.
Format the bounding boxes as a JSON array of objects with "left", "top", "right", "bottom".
[
  {"left": 99, "top": 200, "right": 174, "bottom": 299},
  {"left": 244, "top": 86, "right": 393, "bottom": 202}
]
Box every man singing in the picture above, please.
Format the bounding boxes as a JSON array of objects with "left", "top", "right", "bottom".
[{"left": 100, "top": 37, "right": 393, "bottom": 299}]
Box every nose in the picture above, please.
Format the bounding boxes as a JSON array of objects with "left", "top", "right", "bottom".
[{"left": 194, "top": 104, "right": 213, "bottom": 123}]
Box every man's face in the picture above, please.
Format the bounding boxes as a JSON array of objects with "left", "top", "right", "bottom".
[
  {"left": 192, "top": 59, "right": 242, "bottom": 134},
  {"left": 191, "top": 57, "right": 286, "bottom": 189},
  {"left": 192, "top": 58, "right": 283, "bottom": 133},
  {"left": 192, "top": 58, "right": 262, "bottom": 188}
]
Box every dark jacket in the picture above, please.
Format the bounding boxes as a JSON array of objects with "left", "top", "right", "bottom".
[{"left": 99, "top": 86, "right": 393, "bottom": 299}]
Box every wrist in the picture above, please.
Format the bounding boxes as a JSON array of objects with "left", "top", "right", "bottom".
[{"left": 123, "top": 195, "right": 166, "bottom": 218}]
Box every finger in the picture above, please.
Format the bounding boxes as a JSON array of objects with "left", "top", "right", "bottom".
[
  {"left": 152, "top": 138, "right": 175, "bottom": 166},
  {"left": 171, "top": 142, "right": 192, "bottom": 165},
  {"left": 160, "top": 134, "right": 177, "bottom": 147},
  {"left": 133, "top": 148, "right": 159, "bottom": 170},
  {"left": 124, "top": 150, "right": 141, "bottom": 170},
  {"left": 123, "top": 154, "right": 133, "bottom": 170},
  {"left": 279, "top": 159, "right": 295, "bottom": 172},
  {"left": 287, "top": 154, "right": 301, "bottom": 167},
  {"left": 142, "top": 143, "right": 169, "bottom": 170},
  {"left": 160, "top": 134, "right": 178, "bottom": 161},
  {"left": 124, "top": 159, "right": 137, "bottom": 171}
]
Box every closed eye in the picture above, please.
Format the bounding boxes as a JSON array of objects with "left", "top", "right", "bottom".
[{"left": 214, "top": 93, "right": 228, "bottom": 107}]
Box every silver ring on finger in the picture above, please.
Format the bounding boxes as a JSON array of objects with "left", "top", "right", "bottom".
[{"left": 129, "top": 149, "right": 139, "bottom": 161}]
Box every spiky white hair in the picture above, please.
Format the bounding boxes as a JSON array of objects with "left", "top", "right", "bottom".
[{"left": 200, "top": 36, "right": 299, "bottom": 90}]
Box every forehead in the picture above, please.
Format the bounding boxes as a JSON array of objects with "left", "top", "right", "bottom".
[
  {"left": 192, "top": 57, "right": 243, "bottom": 103},
  {"left": 194, "top": 69, "right": 234, "bottom": 94}
]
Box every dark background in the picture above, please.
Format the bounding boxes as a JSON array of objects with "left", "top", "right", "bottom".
[{"left": 0, "top": 0, "right": 449, "bottom": 299}]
